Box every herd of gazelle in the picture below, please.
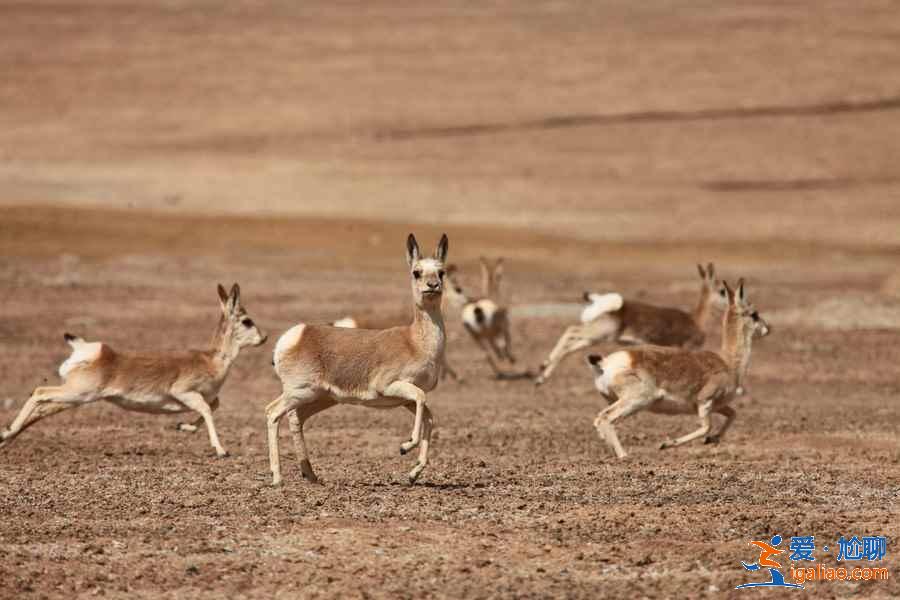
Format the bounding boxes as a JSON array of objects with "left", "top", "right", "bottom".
[{"left": 0, "top": 235, "right": 769, "bottom": 485}]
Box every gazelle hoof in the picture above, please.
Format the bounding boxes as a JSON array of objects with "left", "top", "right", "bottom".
[
  {"left": 659, "top": 440, "right": 674, "bottom": 450},
  {"left": 704, "top": 435, "right": 720, "bottom": 445},
  {"left": 216, "top": 450, "right": 230, "bottom": 458},
  {"left": 400, "top": 439, "right": 416, "bottom": 455},
  {"left": 299, "top": 459, "right": 320, "bottom": 484},
  {"left": 407, "top": 463, "right": 424, "bottom": 484}
]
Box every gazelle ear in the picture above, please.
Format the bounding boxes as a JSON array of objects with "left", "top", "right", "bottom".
[
  {"left": 737, "top": 278, "right": 746, "bottom": 303},
  {"left": 406, "top": 234, "right": 420, "bottom": 267},
  {"left": 697, "top": 263, "right": 706, "bottom": 279},
  {"left": 494, "top": 258, "right": 504, "bottom": 279},
  {"left": 480, "top": 257, "right": 490, "bottom": 296},
  {"left": 229, "top": 283, "right": 241, "bottom": 310},
  {"left": 707, "top": 263, "right": 716, "bottom": 279},
  {"left": 217, "top": 284, "right": 229, "bottom": 312},
  {"left": 434, "top": 233, "right": 449, "bottom": 263},
  {"left": 722, "top": 280, "right": 735, "bottom": 303}
]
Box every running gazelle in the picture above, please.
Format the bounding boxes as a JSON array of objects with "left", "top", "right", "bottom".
[
  {"left": 267, "top": 234, "right": 449, "bottom": 485},
  {"left": 443, "top": 258, "right": 518, "bottom": 377},
  {"left": 0, "top": 284, "right": 266, "bottom": 456},
  {"left": 535, "top": 263, "right": 727, "bottom": 385},
  {"left": 587, "top": 278, "right": 769, "bottom": 458}
]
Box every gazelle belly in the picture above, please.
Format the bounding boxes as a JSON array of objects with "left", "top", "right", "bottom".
[{"left": 105, "top": 393, "right": 189, "bottom": 414}]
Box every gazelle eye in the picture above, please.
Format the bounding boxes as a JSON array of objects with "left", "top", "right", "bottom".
[
  {"left": 719, "top": 289, "right": 727, "bottom": 297},
  {"left": 413, "top": 270, "right": 422, "bottom": 279},
  {"left": 242, "top": 318, "right": 254, "bottom": 327},
  {"left": 750, "top": 311, "right": 759, "bottom": 321}
]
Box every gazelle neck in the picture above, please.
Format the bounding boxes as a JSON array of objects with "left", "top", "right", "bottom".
[
  {"left": 720, "top": 309, "right": 754, "bottom": 388},
  {"left": 444, "top": 279, "right": 471, "bottom": 309},
  {"left": 209, "top": 315, "right": 241, "bottom": 377},
  {"left": 411, "top": 299, "right": 446, "bottom": 359},
  {"left": 693, "top": 284, "right": 714, "bottom": 329}
]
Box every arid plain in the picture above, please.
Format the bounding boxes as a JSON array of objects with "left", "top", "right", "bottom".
[{"left": 1, "top": 1, "right": 899, "bottom": 598}]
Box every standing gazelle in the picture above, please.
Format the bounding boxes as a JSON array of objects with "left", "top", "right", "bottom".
[
  {"left": 267, "top": 234, "right": 449, "bottom": 486},
  {"left": 0, "top": 284, "right": 266, "bottom": 456},
  {"left": 587, "top": 279, "right": 770, "bottom": 459},
  {"left": 535, "top": 263, "right": 727, "bottom": 385}
]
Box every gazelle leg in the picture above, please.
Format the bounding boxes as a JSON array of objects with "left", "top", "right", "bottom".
[
  {"left": 487, "top": 336, "right": 506, "bottom": 363},
  {"left": 404, "top": 402, "right": 434, "bottom": 483},
  {"left": 176, "top": 396, "right": 219, "bottom": 433},
  {"left": 466, "top": 328, "right": 503, "bottom": 376},
  {"left": 384, "top": 381, "right": 429, "bottom": 479},
  {"left": 173, "top": 391, "right": 228, "bottom": 457},
  {"left": 287, "top": 396, "right": 334, "bottom": 484},
  {"left": 1, "top": 386, "right": 92, "bottom": 448},
  {"left": 500, "top": 317, "right": 517, "bottom": 363},
  {"left": 593, "top": 384, "right": 659, "bottom": 459},
  {"left": 704, "top": 405, "right": 737, "bottom": 444},
  {"left": 660, "top": 399, "right": 714, "bottom": 450},
  {"left": 536, "top": 327, "right": 593, "bottom": 384},
  {"left": 439, "top": 355, "right": 462, "bottom": 382},
  {"left": 265, "top": 390, "right": 311, "bottom": 486}
]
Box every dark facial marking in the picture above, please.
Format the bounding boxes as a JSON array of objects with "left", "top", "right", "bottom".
[
  {"left": 242, "top": 318, "right": 255, "bottom": 328},
  {"left": 413, "top": 270, "right": 422, "bottom": 280}
]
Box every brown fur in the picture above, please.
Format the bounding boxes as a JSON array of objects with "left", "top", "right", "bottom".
[
  {"left": 613, "top": 301, "right": 705, "bottom": 348},
  {"left": 589, "top": 278, "right": 769, "bottom": 459},
  {"left": 330, "top": 306, "right": 461, "bottom": 381},
  {"left": 535, "top": 263, "right": 725, "bottom": 385}
]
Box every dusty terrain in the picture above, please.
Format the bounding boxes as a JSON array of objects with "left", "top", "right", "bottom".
[{"left": 2, "top": 1, "right": 900, "bottom": 598}]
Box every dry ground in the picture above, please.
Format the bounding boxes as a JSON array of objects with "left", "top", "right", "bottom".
[{"left": 2, "top": 1, "right": 900, "bottom": 598}]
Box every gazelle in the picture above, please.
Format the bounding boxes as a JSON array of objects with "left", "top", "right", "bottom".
[
  {"left": 535, "top": 263, "right": 727, "bottom": 385},
  {"left": 587, "top": 278, "right": 770, "bottom": 458},
  {"left": 444, "top": 260, "right": 518, "bottom": 377},
  {"left": 0, "top": 284, "right": 266, "bottom": 456},
  {"left": 267, "top": 234, "right": 449, "bottom": 486}
]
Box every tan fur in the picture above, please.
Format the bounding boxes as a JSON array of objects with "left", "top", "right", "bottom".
[
  {"left": 0, "top": 284, "right": 267, "bottom": 456},
  {"left": 535, "top": 263, "right": 727, "bottom": 385},
  {"left": 266, "top": 233, "right": 449, "bottom": 486},
  {"left": 330, "top": 306, "right": 461, "bottom": 382},
  {"left": 445, "top": 261, "right": 517, "bottom": 377},
  {"left": 589, "top": 278, "right": 770, "bottom": 459}
]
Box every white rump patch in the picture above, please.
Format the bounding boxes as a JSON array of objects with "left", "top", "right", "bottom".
[
  {"left": 593, "top": 351, "right": 632, "bottom": 394},
  {"left": 332, "top": 317, "right": 358, "bottom": 328},
  {"left": 274, "top": 324, "right": 305, "bottom": 367},
  {"left": 581, "top": 293, "right": 624, "bottom": 324},
  {"left": 59, "top": 341, "right": 102, "bottom": 379},
  {"left": 462, "top": 299, "right": 498, "bottom": 331}
]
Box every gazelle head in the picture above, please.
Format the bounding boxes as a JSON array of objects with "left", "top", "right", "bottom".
[
  {"left": 442, "top": 264, "right": 469, "bottom": 308},
  {"left": 698, "top": 262, "right": 729, "bottom": 311},
  {"left": 406, "top": 233, "right": 449, "bottom": 309},
  {"left": 217, "top": 283, "right": 267, "bottom": 348},
  {"left": 480, "top": 256, "right": 504, "bottom": 298},
  {"left": 723, "top": 278, "right": 770, "bottom": 339}
]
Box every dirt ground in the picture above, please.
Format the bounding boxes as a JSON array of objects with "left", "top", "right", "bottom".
[{"left": 2, "top": 1, "right": 900, "bottom": 598}]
